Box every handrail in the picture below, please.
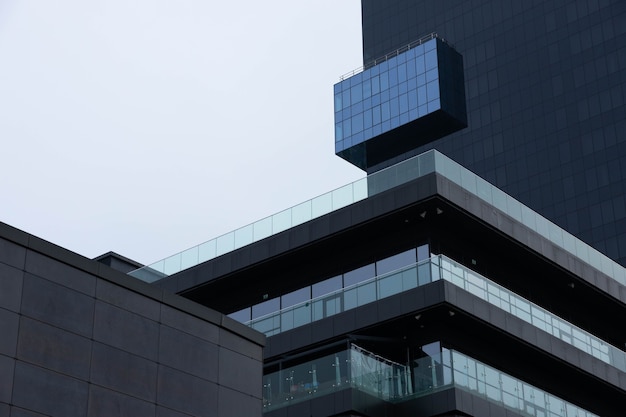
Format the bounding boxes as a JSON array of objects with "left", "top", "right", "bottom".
[{"left": 339, "top": 32, "right": 450, "bottom": 81}]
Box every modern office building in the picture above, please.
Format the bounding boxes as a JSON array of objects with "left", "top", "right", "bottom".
[
  {"left": 125, "top": 1, "right": 626, "bottom": 417},
  {"left": 2, "top": 1, "right": 625, "bottom": 417}
]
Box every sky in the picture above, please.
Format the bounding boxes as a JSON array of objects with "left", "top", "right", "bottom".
[{"left": 0, "top": 0, "right": 364, "bottom": 266}]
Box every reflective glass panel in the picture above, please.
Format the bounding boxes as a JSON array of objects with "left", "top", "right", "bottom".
[
  {"left": 228, "top": 307, "right": 251, "bottom": 323},
  {"left": 282, "top": 287, "right": 310, "bottom": 309},
  {"left": 252, "top": 297, "right": 280, "bottom": 319},
  {"left": 377, "top": 248, "right": 416, "bottom": 275},
  {"left": 344, "top": 263, "right": 376, "bottom": 287},
  {"left": 312, "top": 275, "right": 342, "bottom": 298}
]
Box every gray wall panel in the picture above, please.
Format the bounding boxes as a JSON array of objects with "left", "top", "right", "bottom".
[
  {"left": 0, "top": 263, "right": 22, "bottom": 313},
  {"left": 0, "top": 354, "right": 13, "bottom": 404},
  {"left": 0, "top": 309, "right": 18, "bottom": 357},
  {"left": 161, "top": 304, "right": 219, "bottom": 343},
  {"left": 219, "top": 327, "right": 262, "bottom": 361},
  {"left": 218, "top": 347, "right": 262, "bottom": 399},
  {"left": 96, "top": 279, "right": 161, "bottom": 321},
  {"left": 93, "top": 301, "right": 159, "bottom": 361},
  {"left": 16, "top": 317, "right": 92, "bottom": 380},
  {"left": 12, "top": 362, "right": 88, "bottom": 417},
  {"left": 87, "top": 385, "right": 155, "bottom": 417},
  {"left": 7, "top": 407, "right": 48, "bottom": 417},
  {"left": 0, "top": 223, "right": 264, "bottom": 417},
  {"left": 24, "top": 250, "right": 95, "bottom": 296},
  {"left": 20, "top": 274, "right": 94, "bottom": 337},
  {"left": 0, "top": 238, "right": 25, "bottom": 269},
  {"left": 217, "top": 386, "right": 262, "bottom": 417},
  {"left": 90, "top": 342, "right": 157, "bottom": 402},
  {"left": 156, "top": 406, "right": 196, "bottom": 417},
  {"left": 157, "top": 365, "right": 218, "bottom": 417},
  {"left": 158, "top": 325, "right": 218, "bottom": 382}
]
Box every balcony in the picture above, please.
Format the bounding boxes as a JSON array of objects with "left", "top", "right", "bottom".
[
  {"left": 249, "top": 255, "right": 626, "bottom": 375},
  {"left": 263, "top": 344, "right": 597, "bottom": 417}
]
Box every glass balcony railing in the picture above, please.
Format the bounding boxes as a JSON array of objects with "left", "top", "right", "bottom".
[
  {"left": 127, "top": 178, "right": 368, "bottom": 283},
  {"left": 129, "top": 149, "right": 626, "bottom": 293},
  {"left": 441, "top": 349, "right": 597, "bottom": 417},
  {"left": 262, "top": 344, "right": 597, "bottom": 417},
  {"left": 248, "top": 255, "right": 626, "bottom": 375},
  {"left": 263, "top": 344, "right": 410, "bottom": 411}
]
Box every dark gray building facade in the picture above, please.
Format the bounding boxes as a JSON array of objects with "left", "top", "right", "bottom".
[{"left": 0, "top": 222, "right": 265, "bottom": 417}]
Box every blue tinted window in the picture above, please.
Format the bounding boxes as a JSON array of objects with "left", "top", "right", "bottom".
[
  {"left": 376, "top": 249, "right": 416, "bottom": 275},
  {"left": 282, "top": 287, "right": 310, "bottom": 309},
  {"left": 312, "top": 275, "right": 342, "bottom": 298},
  {"left": 399, "top": 81, "right": 408, "bottom": 95},
  {"left": 409, "top": 89, "right": 418, "bottom": 108},
  {"left": 335, "top": 123, "right": 342, "bottom": 141},
  {"left": 425, "top": 49, "right": 438, "bottom": 71},
  {"left": 417, "top": 244, "right": 430, "bottom": 261},
  {"left": 381, "top": 101, "right": 391, "bottom": 120},
  {"left": 371, "top": 75, "right": 380, "bottom": 94},
  {"left": 351, "top": 84, "right": 362, "bottom": 103},
  {"left": 352, "top": 112, "right": 364, "bottom": 133},
  {"left": 342, "top": 90, "right": 350, "bottom": 109},
  {"left": 398, "top": 63, "right": 407, "bottom": 82},
  {"left": 373, "top": 105, "right": 381, "bottom": 125},
  {"left": 252, "top": 297, "right": 280, "bottom": 319},
  {"left": 428, "top": 98, "right": 440, "bottom": 112},
  {"left": 390, "top": 97, "right": 399, "bottom": 117},
  {"left": 380, "top": 71, "right": 389, "bottom": 91},
  {"left": 363, "top": 78, "right": 372, "bottom": 99},
  {"left": 426, "top": 68, "right": 438, "bottom": 83},
  {"left": 399, "top": 93, "right": 409, "bottom": 114},
  {"left": 427, "top": 81, "right": 440, "bottom": 101},
  {"left": 416, "top": 56, "right": 425, "bottom": 74},
  {"left": 364, "top": 109, "right": 373, "bottom": 129},
  {"left": 228, "top": 307, "right": 251, "bottom": 323},
  {"left": 344, "top": 263, "right": 375, "bottom": 287},
  {"left": 343, "top": 119, "right": 352, "bottom": 137},
  {"left": 389, "top": 67, "right": 398, "bottom": 86},
  {"left": 417, "top": 86, "right": 427, "bottom": 105},
  {"left": 407, "top": 58, "right": 416, "bottom": 78}
]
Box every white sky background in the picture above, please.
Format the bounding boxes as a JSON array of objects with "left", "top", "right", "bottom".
[{"left": 0, "top": 0, "right": 364, "bottom": 265}]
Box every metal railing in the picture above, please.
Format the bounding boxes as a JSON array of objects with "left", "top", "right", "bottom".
[{"left": 339, "top": 32, "right": 451, "bottom": 81}]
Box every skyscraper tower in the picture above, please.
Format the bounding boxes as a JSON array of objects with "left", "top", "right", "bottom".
[{"left": 360, "top": 0, "right": 626, "bottom": 266}]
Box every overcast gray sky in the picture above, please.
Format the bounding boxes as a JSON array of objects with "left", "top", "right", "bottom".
[{"left": 0, "top": 1, "right": 364, "bottom": 265}]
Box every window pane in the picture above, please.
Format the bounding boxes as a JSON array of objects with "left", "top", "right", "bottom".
[
  {"left": 252, "top": 297, "right": 280, "bottom": 319},
  {"left": 312, "top": 275, "right": 342, "bottom": 298},
  {"left": 282, "top": 287, "right": 310, "bottom": 308},
  {"left": 344, "top": 263, "right": 375, "bottom": 287},
  {"left": 377, "top": 248, "right": 416, "bottom": 275},
  {"left": 417, "top": 244, "right": 430, "bottom": 261},
  {"left": 228, "top": 307, "right": 251, "bottom": 323}
]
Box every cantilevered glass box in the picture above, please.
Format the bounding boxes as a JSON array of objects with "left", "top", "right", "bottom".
[{"left": 334, "top": 36, "right": 467, "bottom": 170}]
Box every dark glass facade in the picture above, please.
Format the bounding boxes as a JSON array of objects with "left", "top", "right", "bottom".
[
  {"left": 334, "top": 37, "right": 466, "bottom": 169},
  {"left": 361, "top": 0, "right": 626, "bottom": 266}
]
